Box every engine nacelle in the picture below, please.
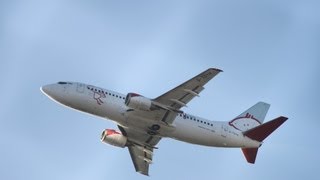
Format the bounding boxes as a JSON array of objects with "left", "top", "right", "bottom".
[
  {"left": 125, "top": 93, "right": 154, "bottom": 111},
  {"left": 101, "top": 129, "right": 127, "bottom": 148}
]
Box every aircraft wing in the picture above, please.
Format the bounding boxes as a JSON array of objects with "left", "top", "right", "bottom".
[
  {"left": 118, "top": 68, "right": 222, "bottom": 175},
  {"left": 152, "top": 68, "right": 222, "bottom": 124},
  {"left": 118, "top": 125, "right": 160, "bottom": 176},
  {"left": 128, "top": 146, "right": 153, "bottom": 176}
]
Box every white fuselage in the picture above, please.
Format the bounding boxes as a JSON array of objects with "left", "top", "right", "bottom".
[{"left": 41, "top": 82, "right": 261, "bottom": 148}]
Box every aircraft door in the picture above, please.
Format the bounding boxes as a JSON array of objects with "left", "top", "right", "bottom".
[
  {"left": 221, "top": 124, "right": 228, "bottom": 138},
  {"left": 77, "top": 83, "right": 85, "bottom": 93}
]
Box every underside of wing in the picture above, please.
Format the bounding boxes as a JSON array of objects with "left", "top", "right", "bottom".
[
  {"left": 128, "top": 145, "right": 153, "bottom": 176},
  {"left": 154, "top": 68, "right": 222, "bottom": 110},
  {"left": 151, "top": 68, "right": 222, "bottom": 124},
  {"left": 118, "top": 125, "right": 160, "bottom": 176}
]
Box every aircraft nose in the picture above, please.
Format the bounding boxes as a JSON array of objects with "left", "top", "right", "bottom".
[
  {"left": 40, "top": 84, "right": 58, "bottom": 98},
  {"left": 41, "top": 82, "right": 74, "bottom": 106},
  {"left": 40, "top": 85, "right": 51, "bottom": 95}
]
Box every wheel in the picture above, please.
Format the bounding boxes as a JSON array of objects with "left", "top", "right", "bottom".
[{"left": 151, "top": 124, "right": 160, "bottom": 131}]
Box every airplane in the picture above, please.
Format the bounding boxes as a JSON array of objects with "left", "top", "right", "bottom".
[{"left": 40, "top": 68, "right": 288, "bottom": 176}]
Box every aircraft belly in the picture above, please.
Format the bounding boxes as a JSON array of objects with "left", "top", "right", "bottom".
[{"left": 169, "top": 120, "right": 216, "bottom": 146}]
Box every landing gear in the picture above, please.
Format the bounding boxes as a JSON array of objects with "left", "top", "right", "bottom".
[
  {"left": 147, "top": 131, "right": 157, "bottom": 135},
  {"left": 147, "top": 124, "right": 160, "bottom": 135},
  {"left": 151, "top": 124, "right": 160, "bottom": 131}
]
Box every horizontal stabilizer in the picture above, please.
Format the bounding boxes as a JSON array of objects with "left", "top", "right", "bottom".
[{"left": 243, "top": 116, "right": 288, "bottom": 142}]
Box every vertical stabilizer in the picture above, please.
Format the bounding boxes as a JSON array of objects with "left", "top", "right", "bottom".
[{"left": 229, "top": 102, "right": 270, "bottom": 131}]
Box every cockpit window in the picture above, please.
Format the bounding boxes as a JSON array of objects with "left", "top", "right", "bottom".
[{"left": 57, "top": 82, "right": 72, "bottom": 85}]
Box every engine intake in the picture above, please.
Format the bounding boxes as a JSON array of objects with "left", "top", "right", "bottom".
[
  {"left": 125, "top": 93, "right": 155, "bottom": 111},
  {"left": 101, "top": 129, "right": 127, "bottom": 148}
]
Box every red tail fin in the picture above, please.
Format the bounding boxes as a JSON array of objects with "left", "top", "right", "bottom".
[
  {"left": 243, "top": 116, "right": 288, "bottom": 142},
  {"left": 241, "top": 116, "right": 288, "bottom": 164},
  {"left": 242, "top": 148, "right": 258, "bottom": 164}
]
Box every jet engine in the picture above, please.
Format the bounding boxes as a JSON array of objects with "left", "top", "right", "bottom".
[
  {"left": 100, "top": 129, "right": 127, "bottom": 148},
  {"left": 125, "top": 93, "right": 155, "bottom": 111}
]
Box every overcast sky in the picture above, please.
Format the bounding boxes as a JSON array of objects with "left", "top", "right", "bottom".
[{"left": 1, "top": 0, "right": 319, "bottom": 179}]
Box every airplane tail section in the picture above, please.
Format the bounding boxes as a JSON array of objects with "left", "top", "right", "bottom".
[
  {"left": 241, "top": 116, "right": 288, "bottom": 163},
  {"left": 241, "top": 148, "right": 259, "bottom": 164},
  {"left": 229, "top": 102, "right": 270, "bottom": 131},
  {"left": 243, "top": 116, "right": 288, "bottom": 142}
]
